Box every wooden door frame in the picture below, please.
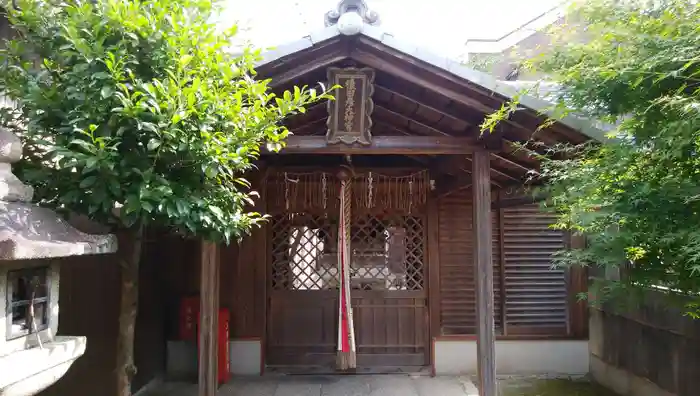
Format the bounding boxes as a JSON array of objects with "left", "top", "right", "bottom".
[{"left": 261, "top": 176, "right": 433, "bottom": 368}]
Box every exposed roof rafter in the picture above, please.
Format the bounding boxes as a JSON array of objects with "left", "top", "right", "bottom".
[{"left": 374, "top": 105, "right": 450, "bottom": 136}]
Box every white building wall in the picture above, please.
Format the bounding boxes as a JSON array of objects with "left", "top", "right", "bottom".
[{"left": 433, "top": 339, "right": 589, "bottom": 376}]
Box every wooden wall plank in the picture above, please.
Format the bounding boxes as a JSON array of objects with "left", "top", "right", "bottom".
[
  {"left": 437, "top": 189, "right": 502, "bottom": 336},
  {"left": 497, "top": 198, "right": 508, "bottom": 336},
  {"left": 491, "top": 206, "right": 503, "bottom": 332},
  {"left": 437, "top": 189, "right": 475, "bottom": 335},
  {"left": 221, "top": 171, "right": 268, "bottom": 340},
  {"left": 501, "top": 203, "right": 568, "bottom": 335},
  {"left": 219, "top": 242, "right": 237, "bottom": 313},
  {"left": 253, "top": 173, "right": 268, "bottom": 340}
]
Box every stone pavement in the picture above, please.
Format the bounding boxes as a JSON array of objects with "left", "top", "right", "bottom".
[{"left": 144, "top": 375, "right": 479, "bottom": 396}]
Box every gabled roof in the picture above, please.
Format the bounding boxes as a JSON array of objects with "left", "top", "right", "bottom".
[
  {"left": 250, "top": 1, "right": 610, "bottom": 194},
  {"left": 254, "top": 0, "right": 608, "bottom": 144}
]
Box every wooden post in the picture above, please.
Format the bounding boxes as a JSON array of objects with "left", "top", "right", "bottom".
[
  {"left": 198, "top": 240, "right": 219, "bottom": 396},
  {"left": 472, "top": 150, "right": 497, "bottom": 396},
  {"left": 568, "top": 233, "right": 589, "bottom": 338},
  {"left": 427, "top": 192, "right": 441, "bottom": 369}
]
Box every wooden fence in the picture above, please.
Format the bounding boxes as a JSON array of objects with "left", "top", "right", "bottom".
[{"left": 590, "top": 289, "right": 700, "bottom": 396}]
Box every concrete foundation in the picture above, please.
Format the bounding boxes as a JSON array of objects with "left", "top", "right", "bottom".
[
  {"left": 590, "top": 355, "right": 674, "bottom": 396},
  {"left": 433, "top": 339, "right": 589, "bottom": 376},
  {"left": 588, "top": 308, "right": 679, "bottom": 396}
]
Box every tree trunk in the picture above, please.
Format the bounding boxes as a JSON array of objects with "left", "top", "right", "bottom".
[{"left": 116, "top": 225, "right": 144, "bottom": 396}]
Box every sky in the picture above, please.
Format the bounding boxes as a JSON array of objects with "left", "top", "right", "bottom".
[{"left": 222, "top": 0, "right": 563, "bottom": 59}]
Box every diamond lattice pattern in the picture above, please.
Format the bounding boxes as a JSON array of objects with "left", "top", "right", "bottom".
[{"left": 271, "top": 212, "right": 425, "bottom": 291}]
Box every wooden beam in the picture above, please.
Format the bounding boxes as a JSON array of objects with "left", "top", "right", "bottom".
[
  {"left": 374, "top": 105, "right": 450, "bottom": 136},
  {"left": 374, "top": 120, "right": 418, "bottom": 137},
  {"left": 462, "top": 157, "right": 521, "bottom": 182},
  {"left": 435, "top": 154, "right": 524, "bottom": 182},
  {"left": 258, "top": 36, "right": 341, "bottom": 74},
  {"left": 352, "top": 49, "right": 495, "bottom": 114},
  {"left": 435, "top": 171, "right": 471, "bottom": 197},
  {"left": 270, "top": 135, "right": 477, "bottom": 155},
  {"left": 375, "top": 84, "right": 479, "bottom": 126},
  {"left": 434, "top": 155, "right": 522, "bottom": 196},
  {"left": 491, "top": 194, "right": 547, "bottom": 209},
  {"left": 268, "top": 50, "right": 348, "bottom": 88},
  {"left": 406, "top": 155, "right": 431, "bottom": 165},
  {"left": 351, "top": 47, "right": 555, "bottom": 142},
  {"left": 472, "top": 150, "right": 497, "bottom": 396},
  {"left": 198, "top": 241, "right": 219, "bottom": 396},
  {"left": 492, "top": 150, "right": 537, "bottom": 174},
  {"left": 377, "top": 85, "right": 547, "bottom": 157},
  {"left": 290, "top": 117, "right": 327, "bottom": 135},
  {"left": 286, "top": 102, "right": 327, "bottom": 130}
]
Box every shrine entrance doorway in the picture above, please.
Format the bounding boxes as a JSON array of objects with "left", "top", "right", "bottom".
[{"left": 265, "top": 169, "right": 430, "bottom": 368}]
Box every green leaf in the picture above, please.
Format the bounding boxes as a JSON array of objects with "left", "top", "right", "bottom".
[
  {"left": 124, "top": 195, "right": 141, "bottom": 214},
  {"left": 180, "top": 54, "right": 193, "bottom": 67},
  {"left": 100, "top": 86, "right": 114, "bottom": 99},
  {"left": 175, "top": 199, "right": 189, "bottom": 215},
  {"left": 141, "top": 201, "right": 154, "bottom": 212},
  {"left": 0, "top": 0, "right": 328, "bottom": 246},
  {"left": 84, "top": 157, "right": 99, "bottom": 171},
  {"left": 108, "top": 179, "right": 121, "bottom": 196},
  {"left": 147, "top": 139, "right": 161, "bottom": 150},
  {"left": 166, "top": 202, "right": 176, "bottom": 217},
  {"left": 79, "top": 176, "right": 97, "bottom": 188},
  {"left": 60, "top": 190, "right": 79, "bottom": 203},
  {"left": 209, "top": 205, "right": 224, "bottom": 218}
]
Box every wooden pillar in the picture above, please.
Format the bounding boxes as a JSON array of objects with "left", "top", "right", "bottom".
[
  {"left": 427, "top": 192, "right": 441, "bottom": 368},
  {"left": 198, "top": 240, "right": 219, "bottom": 396},
  {"left": 472, "top": 150, "right": 497, "bottom": 396}
]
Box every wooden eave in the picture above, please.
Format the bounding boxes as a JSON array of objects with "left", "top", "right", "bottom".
[{"left": 254, "top": 27, "right": 606, "bottom": 193}]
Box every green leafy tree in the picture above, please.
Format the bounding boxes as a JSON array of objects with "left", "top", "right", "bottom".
[
  {"left": 484, "top": 0, "right": 700, "bottom": 314},
  {"left": 0, "top": 0, "right": 329, "bottom": 394}
]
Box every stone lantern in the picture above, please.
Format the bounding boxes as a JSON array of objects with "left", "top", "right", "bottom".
[{"left": 0, "top": 127, "right": 117, "bottom": 396}]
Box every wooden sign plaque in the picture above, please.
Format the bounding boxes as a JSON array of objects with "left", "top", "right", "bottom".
[{"left": 326, "top": 67, "right": 375, "bottom": 145}]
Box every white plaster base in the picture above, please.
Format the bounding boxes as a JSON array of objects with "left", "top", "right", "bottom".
[
  {"left": 433, "top": 339, "right": 589, "bottom": 376},
  {"left": 166, "top": 340, "right": 197, "bottom": 380},
  {"left": 229, "top": 339, "right": 262, "bottom": 376},
  {"left": 590, "top": 355, "right": 675, "bottom": 396},
  {"left": 0, "top": 336, "right": 86, "bottom": 396},
  {"left": 166, "top": 339, "right": 262, "bottom": 378}
]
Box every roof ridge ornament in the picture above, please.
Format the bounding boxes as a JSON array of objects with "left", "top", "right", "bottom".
[{"left": 325, "top": 0, "right": 380, "bottom": 35}]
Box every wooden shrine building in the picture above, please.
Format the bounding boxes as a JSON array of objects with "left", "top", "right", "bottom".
[{"left": 180, "top": 2, "right": 604, "bottom": 396}]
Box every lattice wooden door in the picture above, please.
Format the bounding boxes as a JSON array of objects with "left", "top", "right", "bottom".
[{"left": 266, "top": 209, "right": 429, "bottom": 367}]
